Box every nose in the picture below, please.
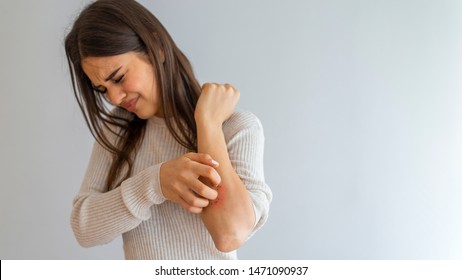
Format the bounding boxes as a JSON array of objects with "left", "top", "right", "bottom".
[{"left": 105, "top": 86, "right": 127, "bottom": 105}]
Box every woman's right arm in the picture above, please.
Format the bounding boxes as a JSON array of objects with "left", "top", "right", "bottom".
[
  {"left": 71, "top": 141, "right": 166, "bottom": 247},
  {"left": 71, "top": 140, "right": 221, "bottom": 247}
]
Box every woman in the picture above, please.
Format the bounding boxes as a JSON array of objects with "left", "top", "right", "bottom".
[{"left": 65, "top": 0, "right": 271, "bottom": 260}]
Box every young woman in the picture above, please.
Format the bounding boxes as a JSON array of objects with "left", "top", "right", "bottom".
[{"left": 65, "top": 0, "right": 272, "bottom": 260}]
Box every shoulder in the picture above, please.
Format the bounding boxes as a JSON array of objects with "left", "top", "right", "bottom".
[{"left": 222, "top": 109, "right": 264, "bottom": 140}]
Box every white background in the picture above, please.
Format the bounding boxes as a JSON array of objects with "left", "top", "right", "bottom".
[{"left": 1, "top": 0, "right": 461, "bottom": 259}]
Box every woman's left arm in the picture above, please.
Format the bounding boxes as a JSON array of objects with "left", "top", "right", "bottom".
[{"left": 195, "top": 83, "right": 256, "bottom": 252}]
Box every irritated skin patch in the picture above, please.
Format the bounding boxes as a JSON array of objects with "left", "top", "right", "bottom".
[{"left": 208, "top": 184, "right": 224, "bottom": 208}]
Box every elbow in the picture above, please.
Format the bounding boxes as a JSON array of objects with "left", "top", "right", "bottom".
[
  {"left": 210, "top": 215, "right": 256, "bottom": 253},
  {"left": 72, "top": 224, "right": 115, "bottom": 248},
  {"left": 71, "top": 200, "right": 97, "bottom": 248},
  {"left": 72, "top": 223, "right": 97, "bottom": 248},
  {"left": 75, "top": 237, "right": 95, "bottom": 248},
  {"left": 71, "top": 215, "right": 104, "bottom": 248},
  {"left": 212, "top": 228, "right": 251, "bottom": 253},
  {"left": 73, "top": 233, "right": 92, "bottom": 248},
  {"left": 72, "top": 227, "right": 108, "bottom": 248},
  {"left": 214, "top": 236, "right": 245, "bottom": 253}
]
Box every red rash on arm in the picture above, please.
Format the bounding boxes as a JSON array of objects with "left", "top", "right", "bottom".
[{"left": 208, "top": 184, "right": 225, "bottom": 208}]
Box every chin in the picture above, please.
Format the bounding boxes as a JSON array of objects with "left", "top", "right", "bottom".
[
  {"left": 134, "top": 112, "right": 150, "bottom": 119},
  {"left": 134, "top": 109, "right": 157, "bottom": 120}
]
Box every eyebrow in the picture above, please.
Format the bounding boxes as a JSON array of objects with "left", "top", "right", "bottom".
[{"left": 93, "top": 66, "right": 122, "bottom": 88}]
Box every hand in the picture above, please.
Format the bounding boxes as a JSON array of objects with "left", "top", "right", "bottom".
[
  {"left": 159, "top": 153, "right": 221, "bottom": 213},
  {"left": 194, "top": 83, "right": 240, "bottom": 126}
]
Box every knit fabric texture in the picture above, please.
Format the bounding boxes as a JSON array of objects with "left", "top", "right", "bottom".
[{"left": 71, "top": 109, "right": 272, "bottom": 259}]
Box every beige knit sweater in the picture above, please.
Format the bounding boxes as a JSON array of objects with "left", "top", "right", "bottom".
[{"left": 71, "top": 109, "right": 272, "bottom": 259}]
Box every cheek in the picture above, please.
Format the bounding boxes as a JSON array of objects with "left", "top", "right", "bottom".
[
  {"left": 122, "top": 78, "right": 143, "bottom": 94},
  {"left": 124, "top": 70, "right": 158, "bottom": 100},
  {"left": 122, "top": 79, "right": 139, "bottom": 92},
  {"left": 140, "top": 66, "right": 158, "bottom": 95}
]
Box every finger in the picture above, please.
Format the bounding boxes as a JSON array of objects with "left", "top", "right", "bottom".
[
  {"left": 201, "top": 82, "right": 216, "bottom": 91},
  {"left": 183, "top": 154, "right": 221, "bottom": 186},
  {"left": 199, "top": 176, "right": 215, "bottom": 188},
  {"left": 184, "top": 153, "right": 222, "bottom": 187},
  {"left": 176, "top": 197, "right": 204, "bottom": 214},
  {"left": 170, "top": 190, "right": 207, "bottom": 213},
  {"left": 185, "top": 152, "right": 219, "bottom": 168},
  {"left": 180, "top": 190, "right": 210, "bottom": 208},
  {"left": 192, "top": 178, "right": 219, "bottom": 200},
  {"left": 195, "top": 164, "right": 221, "bottom": 187}
]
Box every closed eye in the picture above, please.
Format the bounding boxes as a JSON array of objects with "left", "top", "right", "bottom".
[
  {"left": 92, "top": 86, "right": 107, "bottom": 94},
  {"left": 113, "top": 74, "right": 125, "bottom": 84}
]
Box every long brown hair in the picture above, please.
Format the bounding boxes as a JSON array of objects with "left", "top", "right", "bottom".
[{"left": 65, "top": 0, "right": 201, "bottom": 189}]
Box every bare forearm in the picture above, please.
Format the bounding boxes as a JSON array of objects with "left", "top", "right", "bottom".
[{"left": 197, "top": 123, "right": 255, "bottom": 252}]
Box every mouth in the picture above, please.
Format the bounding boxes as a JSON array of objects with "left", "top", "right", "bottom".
[{"left": 121, "top": 96, "right": 139, "bottom": 112}]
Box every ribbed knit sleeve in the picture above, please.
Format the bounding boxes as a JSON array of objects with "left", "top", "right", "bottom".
[
  {"left": 71, "top": 140, "right": 166, "bottom": 248},
  {"left": 223, "top": 110, "right": 273, "bottom": 235}
]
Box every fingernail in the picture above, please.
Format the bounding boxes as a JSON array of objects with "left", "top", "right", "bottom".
[{"left": 211, "top": 159, "right": 219, "bottom": 166}]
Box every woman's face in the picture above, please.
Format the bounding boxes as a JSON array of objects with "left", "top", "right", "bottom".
[{"left": 82, "top": 51, "right": 163, "bottom": 119}]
